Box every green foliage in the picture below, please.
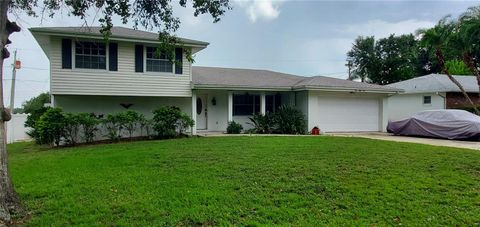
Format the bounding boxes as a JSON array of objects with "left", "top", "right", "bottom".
[
  {"left": 347, "top": 34, "right": 427, "bottom": 85},
  {"left": 8, "top": 137, "right": 480, "bottom": 225},
  {"left": 445, "top": 60, "right": 471, "bottom": 75},
  {"left": 77, "top": 113, "right": 99, "bottom": 143},
  {"left": 21, "top": 92, "right": 50, "bottom": 115},
  {"left": 34, "top": 108, "right": 65, "bottom": 146},
  {"left": 118, "top": 110, "right": 142, "bottom": 139},
  {"left": 102, "top": 113, "right": 124, "bottom": 141},
  {"left": 138, "top": 116, "right": 153, "bottom": 138},
  {"left": 152, "top": 106, "right": 194, "bottom": 138},
  {"left": 274, "top": 106, "right": 307, "bottom": 134},
  {"left": 25, "top": 106, "right": 50, "bottom": 139},
  {"left": 248, "top": 113, "right": 274, "bottom": 134},
  {"left": 226, "top": 121, "right": 243, "bottom": 134},
  {"left": 63, "top": 113, "right": 82, "bottom": 146},
  {"left": 346, "top": 36, "right": 378, "bottom": 83}
]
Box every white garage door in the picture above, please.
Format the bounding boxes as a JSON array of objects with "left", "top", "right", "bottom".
[{"left": 316, "top": 96, "right": 380, "bottom": 132}]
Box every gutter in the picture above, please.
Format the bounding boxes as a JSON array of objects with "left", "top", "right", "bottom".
[
  {"left": 193, "top": 84, "right": 403, "bottom": 94},
  {"left": 292, "top": 85, "right": 403, "bottom": 94}
]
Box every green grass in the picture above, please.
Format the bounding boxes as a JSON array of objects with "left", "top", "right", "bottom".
[{"left": 7, "top": 136, "right": 480, "bottom": 226}]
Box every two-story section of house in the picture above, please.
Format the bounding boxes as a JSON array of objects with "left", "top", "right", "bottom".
[{"left": 30, "top": 26, "right": 207, "bottom": 131}]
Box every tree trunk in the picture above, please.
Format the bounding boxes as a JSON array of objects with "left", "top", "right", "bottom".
[
  {"left": 436, "top": 48, "right": 480, "bottom": 115},
  {"left": 462, "top": 53, "right": 480, "bottom": 97},
  {"left": 0, "top": 0, "right": 23, "bottom": 224}
]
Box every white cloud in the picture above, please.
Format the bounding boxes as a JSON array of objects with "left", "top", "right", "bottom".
[
  {"left": 236, "top": 0, "right": 282, "bottom": 22},
  {"left": 342, "top": 19, "right": 435, "bottom": 38}
]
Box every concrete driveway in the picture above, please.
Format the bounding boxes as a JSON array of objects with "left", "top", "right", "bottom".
[{"left": 329, "top": 132, "right": 480, "bottom": 150}]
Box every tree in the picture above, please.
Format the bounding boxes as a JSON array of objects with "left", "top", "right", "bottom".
[
  {"left": 445, "top": 60, "right": 471, "bottom": 75},
  {"left": 21, "top": 92, "right": 50, "bottom": 115},
  {"left": 372, "top": 34, "right": 420, "bottom": 85},
  {"left": 458, "top": 6, "right": 480, "bottom": 94},
  {"left": 417, "top": 17, "right": 480, "bottom": 115},
  {"left": 346, "top": 36, "right": 377, "bottom": 82},
  {"left": 0, "top": 0, "right": 231, "bottom": 222}
]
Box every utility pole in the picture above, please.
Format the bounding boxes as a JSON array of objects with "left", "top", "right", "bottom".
[{"left": 9, "top": 49, "right": 16, "bottom": 111}]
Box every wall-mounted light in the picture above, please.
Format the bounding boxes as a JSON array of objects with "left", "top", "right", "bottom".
[{"left": 212, "top": 97, "right": 217, "bottom": 106}]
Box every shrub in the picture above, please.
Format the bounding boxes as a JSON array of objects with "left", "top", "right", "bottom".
[
  {"left": 63, "top": 113, "right": 82, "bottom": 146},
  {"left": 35, "top": 108, "right": 65, "bottom": 146},
  {"left": 25, "top": 106, "right": 50, "bottom": 140},
  {"left": 275, "top": 105, "right": 307, "bottom": 134},
  {"left": 152, "top": 106, "right": 194, "bottom": 138},
  {"left": 227, "top": 121, "right": 243, "bottom": 134},
  {"left": 102, "top": 113, "right": 124, "bottom": 141},
  {"left": 138, "top": 116, "right": 153, "bottom": 138},
  {"left": 248, "top": 113, "right": 275, "bottom": 134},
  {"left": 120, "top": 110, "right": 142, "bottom": 139},
  {"left": 78, "top": 113, "right": 99, "bottom": 143}
]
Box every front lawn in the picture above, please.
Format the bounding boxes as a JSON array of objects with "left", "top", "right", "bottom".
[{"left": 8, "top": 137, "right": 480, "bottom": 225}]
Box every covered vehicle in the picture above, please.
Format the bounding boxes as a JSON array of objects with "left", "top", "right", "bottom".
[{"left": 387, "top": 109, "right": 480, "bottom": 140}]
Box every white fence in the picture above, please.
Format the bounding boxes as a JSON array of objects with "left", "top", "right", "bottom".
[{"left": 6, "top": 114, "right": 30, "bottom": 144}]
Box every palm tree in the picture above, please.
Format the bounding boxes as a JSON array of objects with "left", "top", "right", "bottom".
[
  {"left": 346, "top": 36, "right": 377, "bottom": 82},
  {"left": 458, "top": 6, "right": 480, "bottom": 94},
  {"left": 417, "top": 16, "right": 480, "bottom": 115}
]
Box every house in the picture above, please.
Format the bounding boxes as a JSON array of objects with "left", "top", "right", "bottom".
[
  {"left": 30, "top": 26, "right": 401, "bottom": 135},
  {"left": 387, "top": 74, "right": 479, "bottom": 121}
]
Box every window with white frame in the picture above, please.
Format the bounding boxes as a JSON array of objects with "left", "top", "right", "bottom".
[
  {"left": 74, "top": 41, "right": 107, "bottom": 69},
  {"left": 233, "top": 94, "right": 260, "bottom": 116},
  {"left": 423, "top": 95, "right": 432, "bottom": 105},
  {"left": 146, "top": 47, "right": 173, "bottom": 73}
]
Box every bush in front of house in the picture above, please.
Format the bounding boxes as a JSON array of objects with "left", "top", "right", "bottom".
[
  {"left": 248, "top": 113, "right": 275, "bottom": 134},
  {"left": 34, "top": 108, "right": 66, "bottom": 146},
  {"left": 63, "top": 113, "right": 82, "bottom": 146},
  {"left": 78, "top": 113, "right": 99, "bottom": 143},
  {"left": 227, "top": 121, "right": 243, "bottom": 134},
  {"left": 274, "top": 105, "right": 307, "bottom": 134},
  {"left": 152, "top": 106, "right": 194, "bottom": 138},
  {"left": 102, "top": 113, "right": 124, "bottom": 141},
  {"left": 247, "top": 105, "right": 307, "bottom": 135},
  {"left": 25, "top": 106, "right": 51, "bottom": 142}
]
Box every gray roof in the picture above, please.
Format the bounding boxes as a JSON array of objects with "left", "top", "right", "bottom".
[
  {"left": 192, "top": 66, "right": 401, "bottom": 93},
  {"left": 29, "top": 26, "right": 209, "bottom": 47},
  {"left": 388, "top": 74, "right": 478, "bottom": 93}
]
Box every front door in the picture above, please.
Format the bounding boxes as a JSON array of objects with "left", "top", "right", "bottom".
[{"left": 196, "top": 94, "right": 207, "bottom": 130}]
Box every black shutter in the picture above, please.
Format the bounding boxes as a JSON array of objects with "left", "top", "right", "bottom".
[
  {"left": 175, "top": 47, "right": 183, "bottom": 75},
  {"left": 109, "top": 43, "right": 118, "bottom": 71},
  {"left": 135, "top": 44, "right": 144, "bottom": 72},
  {"left": 61, "top": 39, "right": 72, "bottom": 69}
]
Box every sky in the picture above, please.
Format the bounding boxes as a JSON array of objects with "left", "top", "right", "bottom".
[{"left": 3, "top": 0, "right": 478, "bottom": 108}]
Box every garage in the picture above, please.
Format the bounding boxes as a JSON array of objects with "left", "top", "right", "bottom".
[{"left": 315, "top": 95, "right": 380, "bottom": 132}]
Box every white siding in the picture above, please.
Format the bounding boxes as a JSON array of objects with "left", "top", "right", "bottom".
[
  {"left": 49, "top": 37, "right": 192, "bottom": 97},
  {"left": 387, "top": 93, "right": 445, "bottom": 121}
]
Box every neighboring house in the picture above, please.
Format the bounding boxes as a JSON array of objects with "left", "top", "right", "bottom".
[
  {"left": 387, "top": 74, "right": 479, "bottom": 121},
  {"left": 30, "top": 26, "right": 401, "bottom": 135}
]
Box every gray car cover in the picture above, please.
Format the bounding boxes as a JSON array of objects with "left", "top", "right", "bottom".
[{"left": 387, "top": 110, "right": 480, "bottom": 140}]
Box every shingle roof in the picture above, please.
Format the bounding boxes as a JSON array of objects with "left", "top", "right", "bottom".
[
  {"left": 192, "top": 66, "right": 401, "bottom": 92},
  {"left": 388, "top": 74, "right": 478, "bottom": 93},
  {"left": 293, "top": 75, "right": 400, "bottom": 92},
  {"left": 29, "top": 26, "right": 209, "bottom": 46}
]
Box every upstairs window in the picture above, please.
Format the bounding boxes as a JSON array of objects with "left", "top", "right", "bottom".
[
  {"left": 233, "top": 94, "right": 260, "bottom": 116},
  {"left": 423, "top": 95, "right": 432, "bottom": 105},
  {"left": 75, "top": 41, "right": 106, "bottom": 69},
  {"left": 146, "top": 47, "right": 173, "bottom": 73}
]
